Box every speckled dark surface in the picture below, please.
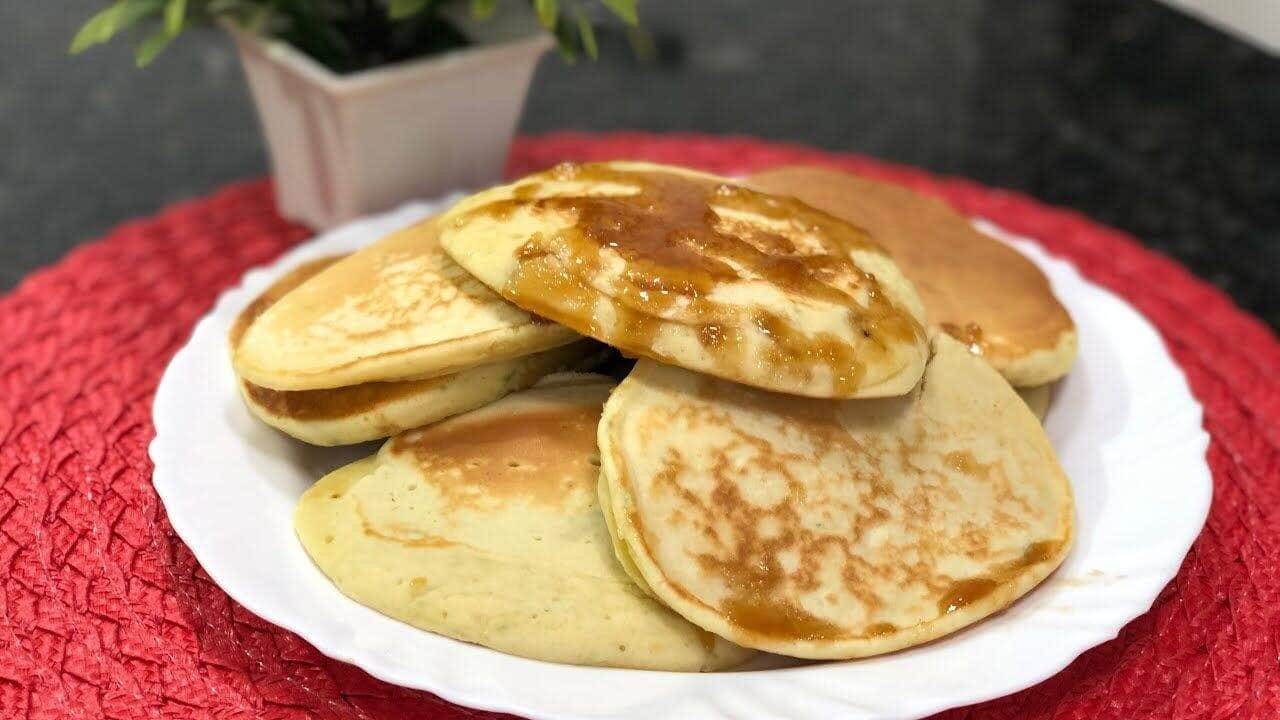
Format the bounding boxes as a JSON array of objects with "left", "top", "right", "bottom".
[{"left": 2, "top": 0, "right": 1277, "bottom": 328}]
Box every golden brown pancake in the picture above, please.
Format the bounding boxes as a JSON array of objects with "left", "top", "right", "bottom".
[
  {"left": 599, "top": 335, "right": 1074, "bottom": 659},
  {"left": 748, "top": 166, "right": 1076, "bottom": 386},
  {"left": 439, "top": 161, "right": 929, "bottom": 399},
  {"left": 229, "top": 254, "right": 601, "bottom": 445},
  {"left": 234, "top": 217, "right": 581, "bottom": 391}
]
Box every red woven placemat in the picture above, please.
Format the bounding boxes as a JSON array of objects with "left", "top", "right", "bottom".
[{"left": 0, "top": 132, "right": 1276, "bottom": 720}]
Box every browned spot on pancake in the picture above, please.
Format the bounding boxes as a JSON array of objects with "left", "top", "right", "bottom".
[
  {"left": 945, "top": 450, "right": 1034, "bottom": 518},
  {"left": 355, "top": 499, "right": 455, "bottom": 548},
  {"left": 650, "top": 450, "right": 714, "bottom": 516},
  {"left": 389, "top": 404, "right": 602, "bottom": 510},
  {"left": 229, "top": 255, "right": 348, "bottom": 348},
  {"left": 937, "top": 540, "right": 1061, "bottom": 615},
  {"left": 242, "top": 376, "right": 449, "bottom": 420},
  {"left": 748, "top": 167, "right": 1074, "bottom": 363},
  {"left": 953, "top": 522, "right": 997, "bottom": 562},
  {"left": 456, "top": 162, "right": 923, "bottom": 396}
]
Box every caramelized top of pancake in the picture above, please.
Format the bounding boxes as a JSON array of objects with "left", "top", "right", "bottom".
[
  {"left": 441, "top": 162, "right": 929, "bottom": 398},
  {"left": 387, "top": 402, "right": 603, "bottom": 512},
  {"left": 749, "top": 166, "right": 1076, "bottom": 385}
]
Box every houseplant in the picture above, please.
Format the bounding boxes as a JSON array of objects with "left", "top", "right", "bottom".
[{"left": 71, "top": 0, "right": 640, "bottom": 227}]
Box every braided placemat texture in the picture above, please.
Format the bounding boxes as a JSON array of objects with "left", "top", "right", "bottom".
[{"left": 0, "top": 132, "right": 1276, "bottom": 720}]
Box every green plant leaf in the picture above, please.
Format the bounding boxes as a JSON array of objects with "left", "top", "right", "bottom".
[
  {"left": 164, "top": 0, "right": 186, "bottom": 35},
  {"left": 600, "top": 0, "right": 637, "bottom": 26},
  {"left": 71, "top": 3, "right": 123, "bottom": 54},
  {"left": 70, "top": 0, "right": 165, "bottom": 54},
  {"left": 535, "top": 0, "right": 559, "bottom": 30},
  {"left": 553, "top": 15, "right": 577, "bottom": 62},
  {"left": 118, "top": 0, "right": 167, "bottom": 31},
  {"left": 388, "top": 0, "right": 430, "bottom": 19},
  {"left": 573, "top": 5, "right": 597, "bottom": 59},
  {"left": 470, "top": 0, "right": 498, "bottom": 20},
  {"left": 135, "top": 26, "right": 174, "bottom": 66}
]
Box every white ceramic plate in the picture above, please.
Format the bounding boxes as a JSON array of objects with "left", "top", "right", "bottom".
[{"left": 151, "top": 199, "right": 1212, "bottom": 720}]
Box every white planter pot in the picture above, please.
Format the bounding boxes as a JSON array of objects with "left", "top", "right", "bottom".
[{"left": 228, "top": 27, "right": 551, "bottom": 228}]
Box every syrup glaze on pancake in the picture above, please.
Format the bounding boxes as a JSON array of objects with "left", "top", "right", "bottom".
[
  {"left": 294, "top": 375, "right": 753, "bottom": 670},
  {"left": 440, "top": 161, "right": 929, "bottom": 398},
  {"left": 748, "top": 166, "right": 1077, "bottom": 386},
  {"left": 599, "top": 335, "right": 1074, "bottom": 659},
  {"left": 234, "top": 217, "right": 581, "bottom": 391}
]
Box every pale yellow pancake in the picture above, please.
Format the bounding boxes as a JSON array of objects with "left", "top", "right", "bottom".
[
  {"left": 439, "top": 161, "right": 929, "bottom": 399},
  {"left": 748, "top": 167, "right": 1077, "bottom": 387},
  {"left": 599, "top": 335, "right": 1074, "bottom": 659},
  {"left": 229, "top": 255, "right": 602, "bottom": 445},
  {"left": 234, "top": 217, "right": 581, "bottom": 391},
  {"left": 295, "top": 374, "right": 753, "bottom": 670}
]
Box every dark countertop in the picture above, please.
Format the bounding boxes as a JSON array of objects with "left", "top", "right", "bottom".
[{"left": 2, "top": 0, "right": 1277, "bottom": 329}]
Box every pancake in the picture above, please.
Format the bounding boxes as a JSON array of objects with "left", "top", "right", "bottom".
[
  {"left": 234, "top": 216, "right": 582, "bottom": 391},
  {"left": 1017, "top": 383, "right": 1053, "bottom": 422},
  {"left": 439, "top": 161, "right": 929, "bottom": 399},
  {"left": 748, "top": 167, "right": 1077, "bottom": 387},
  {"left": 599, "top": 335, "right": 1074, "bottom": 659},
  {"left": 294, "top": 374, "right": 753, "bottom": 670},
  {"left": 230, "top": 255, "right": 602, "bottom": 446}
]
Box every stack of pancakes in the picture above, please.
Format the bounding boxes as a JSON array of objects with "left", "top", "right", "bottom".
[
  {"left": 232, "top": 161, "right": 1076, "bottom": 669},
  {"left": 229, "top": 219, "right": 601, "bottom": 446}
]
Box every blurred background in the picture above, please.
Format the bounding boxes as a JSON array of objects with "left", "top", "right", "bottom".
[{"left": 2, "top": 0, "right": 1277, "bottom": 328}]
